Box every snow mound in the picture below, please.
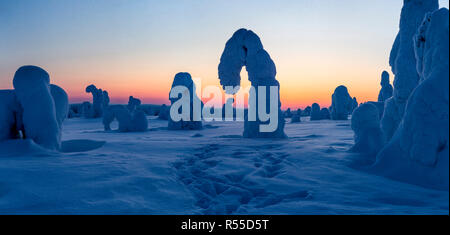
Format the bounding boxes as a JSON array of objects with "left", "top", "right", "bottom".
[
  {"left": 350, "top": 103, "right": 385, "bottom": 156},
  {"left": 60, "top": 139, "right": 106, "bottom": 153},
  {"left": 0, "top": 139, "right": 50, "bottom": 157},
  {"left": 374, "top": 8, "right": 449, "bottom": 190}
]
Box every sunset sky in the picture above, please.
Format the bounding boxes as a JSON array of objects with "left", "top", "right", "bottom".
[{"left": 1, "top": 0, "right": 449, "bottom": 109}]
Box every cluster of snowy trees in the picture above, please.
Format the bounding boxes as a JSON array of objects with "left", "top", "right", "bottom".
[
  {"left": 2, "top": 2, "right": 446, "bottom": 190},
  {"left": 83, "top": 85, "right": 109, "bottom": 119},
  {"left": 283, "top": 85, "right": 355, "bottom": 122},
  {"left": 68, "top": 84, "right": 149, "bottom": 133},
  {"left": 310, "top": 103, "right": 331, "bottom": 121},
  {"left": 102, "top": 95, "right": 148, "bottom": 132},
  {"left": 290, "top": 109, "right": 302, "bottom": 123},
  {"left": 0, "top": 66, "right": 69, "bottom": 151},
  {"left": 351, "top": 0, "right": 448, "bottom": 190}
]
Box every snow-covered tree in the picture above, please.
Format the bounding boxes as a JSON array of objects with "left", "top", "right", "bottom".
[
  {"left": 378, "top": 71, "right": 393, "bottom": 102},
  {"left": 331, "top": 85, "right": 353, "bottom": 120},
  {"left": 0, "top": 90, "right": 21, "bottom": 141},
  {"left": 381, "top": 0, "right": 438, "bottom": 141},
  {"left": 350, "top": 103, "right": 385, "bottom": 156},
  {"left": 168, "top": 72, "right": 202, "bottom": 130},
  {"left": 291, "top": 108, "right": 302, "bottom": 123},
  {"left": 375, "top": 8, "right": 449, "bottom": 190},
  {"left": 85, "top": 84, "right": 105, "bottom": 118},
  {"left": 310, "top": 103, "right": 322, "bottom": 121},
  {"left": 12, "top": 66, "right": 64, "bottom": 150}
]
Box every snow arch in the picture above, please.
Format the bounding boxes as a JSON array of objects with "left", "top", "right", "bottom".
[{"left": 218, "top": 29, "right": 286, "bottom": 138}]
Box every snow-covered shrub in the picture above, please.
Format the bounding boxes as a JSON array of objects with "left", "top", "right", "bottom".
[
  {"left": 374, "top": 8, "right": 449, "bottom": 190},
  {"left": 113, "top": 106, "right": 133, "bottom": 132},
  {"left": 381, "top": 0, "right": 438, "bottom": 141},
  {"left": 378, "top": 71, "right": 393, "bottom": 102},
  {"left": 331, "top": 85, "right": 353, "bottom": 120},
  {"left": 350, "top": 103, "right": 385, "bottom": 156},
  {"left": 81, "top": 102, "right": 94, "bottom": 118},
  {"left": 303, "top": 106, "right": 311, "bottom": 116},
  {"left": 158, "top": 104, "right": 169, "bottom": 120},
  {"left": 50, "top": 84, "right": 69, "bottom": 144},
  {"left": 351, "top": 97, "right": 359, "bottom": 112},
  {"left": 367, "top": 101, "right": 385, "bottom": 119},
  {"left": 320, "top": 108, "right": 331, "bottom": 120},
  {"left": 0, "top": 90, "right": 21, "bottom": 141},
  {"left": 127, "top": 96, "right": 141, "bottom": 112},
  {"left": 310, "top": 103, "right": 321, "bottom": 121},
  {"left": 291, "top": 109, "right": 302, "bottom": 123},
  {"left": 103, "top": 105, "right": 147, "bottom": 132},
  {"left": 13, "top": 66, "right": 61, "bottom": 150},
  {"left": 218, "top": 29, "right": 286, "bottom": 138},
  {"left": 102, "top": 90, "right": 110, "bottom": 108},
  {"left": 131, "top": 110, "right": 148, "bottom": 132},
  {"left": 168, "top": 72, "right": 202, "bottom": 130},
  {"left": 50, "top": 84, "right": 69, "bottom": 128},
  {"left": 284, "top": 108, "right": 293, "bottom": 118},
  {"left": 68, "top": 104, "right": 83, "bottom": 118}
]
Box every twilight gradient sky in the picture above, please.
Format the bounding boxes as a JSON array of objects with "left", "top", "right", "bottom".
[{"left": 1, "top": 0, "right": 449, "bottom": 108}]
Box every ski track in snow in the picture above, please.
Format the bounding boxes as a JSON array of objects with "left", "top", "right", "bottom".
[{"left": 173, "top": 141, "right": 311, "bottom": 214}]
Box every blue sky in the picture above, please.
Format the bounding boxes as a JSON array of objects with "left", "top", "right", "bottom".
[{"left": 1, "top": 0, "right": 448, "bottom": 107}]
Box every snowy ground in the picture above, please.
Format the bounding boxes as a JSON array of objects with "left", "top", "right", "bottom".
[{"left": 0, "top": 116, "right": 448, "bottom": 214}]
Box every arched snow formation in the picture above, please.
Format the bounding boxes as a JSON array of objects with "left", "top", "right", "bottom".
[{"left": 218, "top": 28, "right": 286, "bottom": 138}]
